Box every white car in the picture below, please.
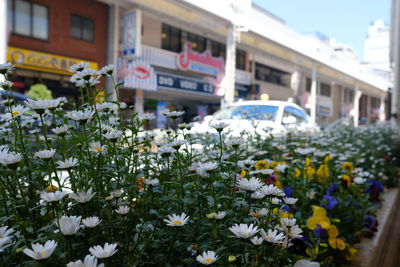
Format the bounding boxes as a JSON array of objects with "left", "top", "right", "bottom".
[{"left": 191, "top": 100, "right": 318, "bottom": 137}]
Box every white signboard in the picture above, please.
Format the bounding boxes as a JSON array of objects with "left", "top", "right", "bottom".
[
  {"left": 117, "top": 58, "right": 157, "bottom": 91},
  {"left": 122, "top": 10, "right": 141, "bottom": 57}
]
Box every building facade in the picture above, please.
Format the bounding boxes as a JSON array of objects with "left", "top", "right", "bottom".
[
  {"left": 2, "top": 0, "right": 390, "bottom": 127},
  {"left": 6, "top": 0, "right": 107, "bottom": 100}
]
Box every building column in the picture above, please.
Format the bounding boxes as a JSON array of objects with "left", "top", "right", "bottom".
[
  {"left": 392, "top": 0, "right": 400, "bottom": 121},
  {"left": 134, "top": 89, "right": 144, "bottom": 115},
  {"left": 223, "top": 25, "right": 237, "bottom": 107},
  {"left": 310, "top": 63, "right": 317, "bottom": 123},
  {"left": 106, "top": 4, "right": 119, "bottom": 101},
  {"left": 354, "top": 81, "right": 362, "bottom": 127},
  {"left": 380, "top": 93, "right": 386, "bottom": 120},
  {"left": 366, "top": 95, "right": 371, "bottom": 124},
  {"left": 0, "top": 0, "right": 7, "bottom": 82}
]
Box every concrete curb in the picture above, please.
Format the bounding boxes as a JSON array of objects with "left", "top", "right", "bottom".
[{"left": 344, "top": 187, "right": 400, "bottom": 267}]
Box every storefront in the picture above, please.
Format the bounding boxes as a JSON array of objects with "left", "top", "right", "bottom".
[{"left": 6, "top": 46, "right": 98, "bottom": 102}]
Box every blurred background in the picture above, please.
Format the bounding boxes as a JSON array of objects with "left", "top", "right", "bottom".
[{"left": 1, "top": 0, "right": 400, "bottom": 129}]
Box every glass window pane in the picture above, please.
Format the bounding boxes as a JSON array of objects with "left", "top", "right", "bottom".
[
  {"left": 71, "top": 15, "right": 81, "bottom": 39},
  {"left": 83, "top": 18, "right": 94, "bottom": 42},
  {"left": 7, "top": 0, "right": 13, "bottom": 31},
  {"left": 15, "top": 0, "right": 30, "bottom": 36},
  {"left": 32, "top": 4, "right": 48, "bottom": 39}
]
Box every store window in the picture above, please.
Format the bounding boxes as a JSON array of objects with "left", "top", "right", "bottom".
[
  {"left": 71, "top": 14, "right": 94, "bottom": 42},
  {"left": 320, "top": 82, "right": 331, "bottom": 97},
  {"left": 236, "top": 49, "right": 246, "bottom": 70},
  {"left": 306, "top": 78, "right": 312, "bottom": 92},
  {"left": 211, "top": 41, "right": 226, "bottom": 60},
  {"left": 161, "top": 24, "right": 182, "bottom": 53},
  {"left": 8, "top": 0, "right": 49, "bottom": 40},
  {"left": 187, "top": 33, "right": 206, "bottom": 53},
  {"left": 344, "top": 88, "right": 354, "bottom": 103},
  {"left": 255, "top": 63, "right": 289, "bottom": 86}
]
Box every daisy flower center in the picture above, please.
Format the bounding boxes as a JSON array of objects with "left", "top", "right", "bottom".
[
  {"left": 95, "top": 147, "right": 102, "bottom": 152},
  {"left": 244, "top": 232, "right": 248, "bottom": 235},
  {"left": 66, "top": 163, "right": 71, "bottom": 166},
  {"left": 204, "top": 258, "right": 212, "bottom": 263},
  {"left": 12, "top": 111, "right": 19, "bottom": 117},
  {"left": 41, "top": 251, "right": 45, "bottom": 257},
  {"left": 0, "top": 235, "right": 2, "bottom": 238},
  {"left": 173, "top": 220, "right": 182, "bottom": 226}
]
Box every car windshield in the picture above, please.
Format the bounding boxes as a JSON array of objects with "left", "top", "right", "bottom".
[{"left": 213, "top": 105, "right": 279, "bottom": 121}]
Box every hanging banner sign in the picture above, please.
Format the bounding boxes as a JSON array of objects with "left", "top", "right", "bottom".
[
  {"left": 117, "top": 58, "right": 157, "bottom": 91},
  {"left": 157, "top": 73, "right": 215, "bottom": 94},
  {"left": 122, "top": 10, "right": 141, "bottom": 57},
  {"left": 177, "top": 42, "right": 225, "bottom": 76}
]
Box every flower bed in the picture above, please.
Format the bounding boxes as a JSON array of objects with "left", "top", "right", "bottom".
[{"left": 0, "top": 62, "right": 399, "bottom": 266}]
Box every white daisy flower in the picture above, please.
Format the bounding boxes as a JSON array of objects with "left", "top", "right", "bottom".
[
  {"left": 89, "top": 243, "right": 118, "bottom": 259},
  {"left": 67, "top": 254, "right": 104, "bottom": 267},
  {"left": 104, "top": 130, "right": 123, "bottom": 141},
  {"left": 67, "top": 109, "right": 95, "bottom": 122},
  {"left": 98, "top": 64, "right": 114, "bottom": 76},
  {"left": 0, "top": 152, "right": 22, "bottom": 166},
  {"left": 143, "top": 178, "right": 159, "bottom": 186},
  {"left": 250, "top": 236, "right": 264, "bottom": 245},
  {"left": 209, "top": 121, "right": 229, "bottom": 132},
  {"left": 110, "top": 189, "right": 123, "bottom": 198},
  {"left": 196, "top": 250, "right": 219, "bottom": 265},
  {"left": 236, "top": 177, "right": 263, "bottom": 192},
  {"left": 161, "top": 109, "right": 185, "bottom": 118},
  {"left": 82, "top": 217, "right": 101, "bottom": 228},
  {"left": 259, "top": 229, "right": 285, "bottom": 243},
  {"left": 138, "top": 113, "right": 156, "bottom": 121},
  {"left": 40, "top": 190, "right": 68, "bottom": 203},
  {"left": 76, "top": 68, "right": 97, "bottom": 80},
  {"left": 229, "top": 223, "right": 258, "bottom": 239},
  {"left": 0, "top": 236, "right": 13, "bottom": 252},
  {"left": 52, "top": 125, "right": 69, "bottom": 135},
  {"left": 287, "top": 225, "right": 303, "bottom": 238},
  {"left": 25, "top": 99, "right": 61, "bottom": 112},
  {"left": 0, "top": 81, "right": 13, "bottom": 90},
  {"left": 283, "top": 197, "right": 298, "bottom": 205},
  {"left": 158, "top": 145, "right": 175, "bottom": 157},
  {"left": 214, "top": 211, "right": 227, "bottom": 220},
  {"left": 89, "top": 142, "right": 107, "bottom": 156},
  {"left": 56, "top": 157, "right": 78, "bottom": 169},
  {"left": 260, "top": 184, "right": 285, "bottom": 196},
  {"left": 115, "top": 206, "right": 130, "bottom": 215},
  {"left": 293, "top": 259, "right": 320, "bottom": 267},
  {"left": 35, "top": 149, "right": 56, "bottom": 159},
  {"left": 164, "top": 212, "right": 189, "bottom": 227},
  {"left": 238, "top": 159, "right": 257, "bottom": 169},
  {"left": 250, "top": 190, "right": 266, "bottom": 199},
  {"left": 354, "top": 177, "right": 366, "bottom": 184},
  {"left": 59, "top": 216, "right": 82, "bottom": 236},
  {"left": 198, "top": 162, "right": 219, "bottom": 173},
  {"left": 23, "top": 240, "right": 57, "bottom": 260},
  {"left": 69, "top": 61, "right": 90, "bottom": 73},
  {"left": 275, "top": 163, "right": 289, "bottom": 173},
  {"left": 0, "top": 62, "right": 14, "bottom": 74},
  {"left": 5, "top": 105, "right": 29, "bottom": 119},
  {"left": 69, "top": 188, "right": 96, "bottom": 203},
  {"left": 96, "top": 102, "right": 118, "bottom": 113}
]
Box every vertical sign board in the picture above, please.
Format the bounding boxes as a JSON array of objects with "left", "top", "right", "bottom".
[
  {"left": 157, "top": 102, "right": 168, "bottom": 129},
  {"left": 122, "top": 10, "right": 141, "bottom": 57}
]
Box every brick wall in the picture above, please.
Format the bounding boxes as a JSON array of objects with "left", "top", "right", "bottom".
[{"left": 8, "top": 0, "right": 108, "bottom": 68}]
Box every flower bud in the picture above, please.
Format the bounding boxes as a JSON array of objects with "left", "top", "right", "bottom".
[{"left": 228, "top": 255, "right": 236, "bottom": 262}]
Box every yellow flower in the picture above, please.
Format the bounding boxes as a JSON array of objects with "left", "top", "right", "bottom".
[
  {"left": 306, "top": 245, "right": 319, "bottom": 258},
  {"left": 270, "top": 161, "right": 278, "bottom": 168},
  {"left": 327, "top": 225, "right": 339, "bottom": 239},
  {"left": 306, "top": 166, "right": 315, "bottom": 178},
  {"left": 307, "top": 206, "right": 331, "bottom": 229},
  {"left": 342, "top": 162, "right": 354, "bottom": 174},
  {"left": 275, "top": 180, "right": 283, "bottom": 189},
  {"left": 324, "top": 155, "right": 332, "bottom": 165},
  {"left": 255, "top": 160, "right": 269, "bottom": 170},
  {"left": 305, "top": 157, "right": 311, "bottom": 167},
  {"left": 342, "top": 174, "right": 352, "bottom": 187},
  {"left": 329, "top": 237, "right": 346, "bottom": 250},
  {"left": 294, "top": 168, "right": 301, "bottom": 178},
  {"left": 240, "top": 170, "right": 246, "bottom": 178},
  {"left": 316, "top": 164, "right": 330, "bottom": 183},
  {"left": 345, "top": 247, "right": 358, "bottom": 261}
]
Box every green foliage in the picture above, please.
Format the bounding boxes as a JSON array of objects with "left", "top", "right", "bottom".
[{"left": 27, "top": 83, "right": 53, "bottom": 100}]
